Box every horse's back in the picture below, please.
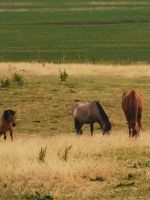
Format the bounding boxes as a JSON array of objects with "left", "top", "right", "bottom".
[{"left": 72, "top": 101, "right": 99, "bottom": 123}]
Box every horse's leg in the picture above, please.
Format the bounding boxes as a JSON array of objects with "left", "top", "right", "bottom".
[
  {"left": 128, "top": 123, "right": 132, "bottom": 138},
  {"left": 138, "top": 113, "right": 142, "bottom": 139},
  {"left": 78, "top": 123, "right": 83, "bottom": 135},
  {"left": 79, "top": 128, "right": 83, "bottom": 134},
  {"left": 74, "top": 119, "right": 83, "bottom": 135},
  {"left": 74, "top": 119, "right": 79, "bottom": 134},
  {"left": 9, "top": 128, "right": 13, "bottom": 141},
  {"left": 98, "top": 122, "right": 102, "bottom": 130},
  {"left": 90, "top": 123, "right": 94, "bottom": 136},
  {"left": 137, "top": 112, "right": 142, "bottom": 130},
  {"left": 3, "top": 132, "right": 7, "bottom": 140}
]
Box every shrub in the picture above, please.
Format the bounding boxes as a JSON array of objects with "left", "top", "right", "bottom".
[
  {"left": 12, "top": 73, "right": 24, "bottom": 86},
  {"left": 0, "top": 78, "right": 11, "bottom": 88},
  {"left": 59, "top": 69, "right": 69, "bottom": 82},
  {"left": 37, "top": 147, "right": 47, "bottom": 163}
]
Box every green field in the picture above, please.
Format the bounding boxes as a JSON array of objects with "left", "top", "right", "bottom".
[{"left": 0, "top": 0, "right": 150, "bottom": 63}]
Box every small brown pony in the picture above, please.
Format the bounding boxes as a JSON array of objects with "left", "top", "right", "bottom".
[
  {"left": 0, "top": 110, "right": 16, "bottom": 141},
  {"left": 122, "top": 90, "right": 143, "bottom": 137}
]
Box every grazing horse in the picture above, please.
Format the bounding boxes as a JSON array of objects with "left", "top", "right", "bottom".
[
  {"left": 72, "top": 101, "right": 111, "bottom": 135},
  {"left": 0, "top": 110, "right": 16, "bottom": 141},
  {"left": 122, "top": 90, "right": 143, "bottom": 137}
]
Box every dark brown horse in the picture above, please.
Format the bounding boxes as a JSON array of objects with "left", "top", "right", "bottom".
[
  {"left": 72, "top": 101, "right": 111, "bottom": 136},
  {"left": 0, "top": 110, "right": 16, "bottom": 141},
  {"left": 122, "top": 90, "right": 143, "bottom": 137}
]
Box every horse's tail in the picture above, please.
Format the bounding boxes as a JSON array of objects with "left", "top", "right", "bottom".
[{"left": 130, "top": 90, "right": 138, "bottom": 123}]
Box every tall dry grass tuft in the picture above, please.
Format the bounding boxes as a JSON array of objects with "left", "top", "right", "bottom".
[{"left": 37, "top": 147, "right": 47, "bottom": 163}]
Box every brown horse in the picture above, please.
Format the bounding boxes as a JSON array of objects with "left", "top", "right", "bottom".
[
  {"left": 122, "top": 90, "right": 143, "bottom": 137},
  {"left": 0, "top": 110, "right": 16, "bottom": 141}
]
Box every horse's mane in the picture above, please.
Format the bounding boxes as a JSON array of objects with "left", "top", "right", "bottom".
[
  {"left": 3, "top": 110, "right": 16, "bottom": 122},
  {"left": 74, "top": 99, "right": 86, "bottom": 102},
  {"left": 95, "top": 101, "right": 110, "bottom": 123}
]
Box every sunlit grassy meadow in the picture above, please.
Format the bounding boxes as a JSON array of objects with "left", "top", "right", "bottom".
[
  {"left": 0, "top": 63, "right": 150, "bottom": 134},
  {"left": 0, "top": 63, "right": 150, "bottom": 199},
  {"left": 0, "top": 133, "right": 150, "bottom": 200}
]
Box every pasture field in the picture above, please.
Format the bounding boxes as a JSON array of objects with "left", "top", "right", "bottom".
[
  {"left": 0, "top": 134, "right": 150, "bottom": 200},
  {"left": 0, "top": 0, "right": 150, "bottom": 63},
  {"left": 0, "top": 63, "right": 150, "bottom": 199}
]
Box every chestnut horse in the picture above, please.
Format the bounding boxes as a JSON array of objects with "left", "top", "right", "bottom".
[{"left": 122, "top": 90, "right": 143, "bottom": 137}]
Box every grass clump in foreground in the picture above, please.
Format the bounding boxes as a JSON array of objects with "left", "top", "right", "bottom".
[
  {"left": 58, "top": 145, "right": 72, "bottom": 162},
  {"left": 0, "top": 77, "right": 11, "bottom": 88},
  {"left": 12, "top": 73, "right": 24, "bottom": 86},
  {"left": 59, "top": 69, "right": 69, "bottom": 82},
  {"left": 37, "top": 147, "right": 47, "bottom": 163},
  {"left": 25, "top": 191, "right": 54, "bottom": 200},
  {"left": 0, "top": 73, "right": 24, "bottom": 88}
]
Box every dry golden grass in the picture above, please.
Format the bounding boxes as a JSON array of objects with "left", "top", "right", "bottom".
[
  {"left": 0, "top": 63, "right": 150, "bottom": 199},
  {"left": 0, "top": 62, "right": 150, "bottom": 78},
  {"left": 0, "top": 132, "right": 149, "bottom": 199}
]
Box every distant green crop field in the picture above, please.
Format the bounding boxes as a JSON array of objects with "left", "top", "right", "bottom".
[{"left": 0, "top": 0, "right": 150, "bottom": 63}]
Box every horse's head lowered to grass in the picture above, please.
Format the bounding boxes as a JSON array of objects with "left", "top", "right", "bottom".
[{"left": 95, "top": 101, "right": 112, "bottom": 135}]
